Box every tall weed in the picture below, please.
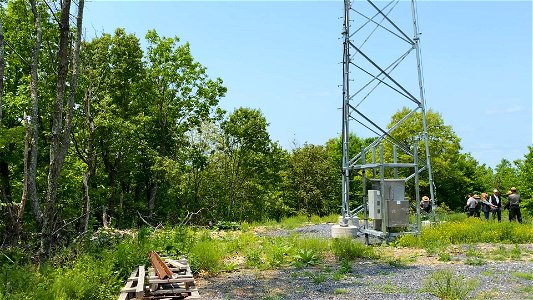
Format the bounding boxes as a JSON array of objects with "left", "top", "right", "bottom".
[
  {"left": 424, "top": 269, "right": 478, "bottom": 300},
  {"left": 332, "top": 238, "right": 378, "bottom": 261},
  {"left": 189, "top": 239, "right": 226, "bottom": 274}
]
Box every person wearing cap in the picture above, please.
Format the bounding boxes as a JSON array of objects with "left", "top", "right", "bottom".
[
  {"left": 489, "top": 189, "right": 502, "bottom": 222},
  {"left": 420, "top": 195, "right": 431, "bottom": 214},
  {"left": 507, "top": 187, "right": 522, "bottom": 223},
  {"left": 465, "top": 193, "right": 479, "bottom": 217}
]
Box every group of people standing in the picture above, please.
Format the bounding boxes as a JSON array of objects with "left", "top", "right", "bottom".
[{"left": 465, "top": 187, "right": 522, "bottom": 223}]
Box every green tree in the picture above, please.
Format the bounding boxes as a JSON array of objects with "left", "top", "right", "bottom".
[
  {"left": 325, "top": 133, "right": 374, "bottom": 208},
  {"left": 217, "top": 107, "right": 282, "bottom": 222},
  {"left": 385, "top": 107, "right": 482, "bottom": 210},
  {"left": 287, "top": 143, "right": 338, "bottom": 217},
  {"left": 142, "top": 30, "right": 226, "bottom": 218},
  {"left": 518, "top": 145, "right": 533, "bottom": 215},
  {"left": 492, "top": 158, "right": 519, "bottom": 193}
]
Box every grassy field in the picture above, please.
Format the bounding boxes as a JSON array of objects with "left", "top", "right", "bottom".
[{"left": 0, "top": 213, "right": 532, "bottom": 299}]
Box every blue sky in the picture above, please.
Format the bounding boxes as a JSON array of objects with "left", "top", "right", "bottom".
[{"left": 84, "top": 1, "right": 532, "bottom": 168}]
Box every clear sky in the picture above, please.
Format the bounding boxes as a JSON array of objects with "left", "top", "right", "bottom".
[{"left": 84, "top": 0, "right": 532, "bottom": 169}]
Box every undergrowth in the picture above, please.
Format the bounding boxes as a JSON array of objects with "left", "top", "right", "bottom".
[
  {"left": 397, "top": 217, "right": 533, "bottom": 247},
  {"left": 1, "top": 213, "right": 532, "bottom": 299}
]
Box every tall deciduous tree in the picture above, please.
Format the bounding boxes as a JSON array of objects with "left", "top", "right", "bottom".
[
  {"left": 518, "top": 145, "right": 533, "bottom": 215},
  {"left": 28, "top": 0, "right": 43, "bottom": 229},
  {"left": 219, "top": 107, "right": 278, "bottom": 221},
  {"left": 492, "top": 158, "right": 519, "bottom": 192},
  {"left": 143, "top": 30, "right": 226, "bottom": 218},
  {"left": 40, "top": 0, "right": 85, "bottom": 256},
  {"left": 287, "top": 143, "right": 338, "bottom": 217}
]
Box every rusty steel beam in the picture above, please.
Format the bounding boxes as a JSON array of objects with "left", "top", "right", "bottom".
[{"left": 149, "top": 251, "right": 174, "bottom": 280}]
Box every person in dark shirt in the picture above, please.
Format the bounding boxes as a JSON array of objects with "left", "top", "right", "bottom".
[
  {"left": 420, "top": 195, "right": 431, "bottom": 214},
  {"left": 489, "top": 189, "right": 502, "bottom": 222},
  {"left": 480, "top": 192, "right": 491, "bottom": 221},
  {"left": 507, "top": 187, "right": 522, "bottom": 223}
]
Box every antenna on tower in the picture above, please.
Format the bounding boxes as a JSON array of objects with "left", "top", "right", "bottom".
[{"left": 333, "top": 0, "right": 435, "bottom": 243}]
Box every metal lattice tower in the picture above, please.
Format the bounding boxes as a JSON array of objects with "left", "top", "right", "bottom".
[{"left": 340, "top": 0, "right": 435, "bottom": 240}]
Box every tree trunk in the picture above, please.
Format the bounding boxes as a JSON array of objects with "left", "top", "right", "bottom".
[
  {"left": 0, "top": 17, "right": 4, "bottom": 126},
  {"left": 148, "top": 181, "right": 158, "bottom": 218},
  {"left": 79, "top": 87, "right": 95, "bottom": 234},
  {"left": 41, "top": 0, "right": 85, "bottom": 257},
  {"left": 102, "top": 146, "right": 119, "bottom": 224},
  {"left": 13, "top": 115, "right": 31, "bottom": 244},
  {"left": 0, "top": 158, "right": 15, "bottom": 243},
  {"left": 28, "top": 0, "right": 43, "bottom": 228}
]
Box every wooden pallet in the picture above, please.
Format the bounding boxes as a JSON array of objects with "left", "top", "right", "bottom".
[
  {"left": 146, "top": 256, "right": 200, "bottom": 299},
  {"left": 118, "top": 254, "right": 200, "bottom": 300},
  {"left": 118, "top": 266, "right": 146, "bottom": 300}
]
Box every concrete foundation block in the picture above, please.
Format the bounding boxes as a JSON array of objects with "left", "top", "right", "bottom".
[{"left": 331, "top": 224, "right": 358, "bottom": 238}]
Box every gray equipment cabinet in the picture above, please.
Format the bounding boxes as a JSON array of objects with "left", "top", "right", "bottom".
[{"left": 371, "top": 179, "right": 409, "bottom": 229}]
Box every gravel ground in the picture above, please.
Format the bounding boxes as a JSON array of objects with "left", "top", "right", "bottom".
[{"left": 196, "top": 224, "right": 533, "bottom": 300}]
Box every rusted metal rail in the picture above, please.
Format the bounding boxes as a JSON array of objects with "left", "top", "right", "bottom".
[{"left": 149, "top": 251, "right": 174, "bottom": 280}]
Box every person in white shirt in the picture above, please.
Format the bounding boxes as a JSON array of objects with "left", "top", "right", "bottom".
[
  {"left": 489, "top": 189, "right": 502, "bottom": 222},
  {"left": 465, "top": 194, "right": 479, "bottom": 217}
]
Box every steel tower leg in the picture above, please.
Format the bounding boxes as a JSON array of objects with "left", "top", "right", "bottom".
[{"left": 340, "top": 0, "right": 352, "bottom": 226}]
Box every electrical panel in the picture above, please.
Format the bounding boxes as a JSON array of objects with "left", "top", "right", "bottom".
[
  {"left": 368, "top": 190, "right": 382, "bottom": 219},
  {"left": 387, "top": 200, "right": 410, "bottom": 227},
  {"left": 369, "top": 179, "right": 409, "bottom": 228}
]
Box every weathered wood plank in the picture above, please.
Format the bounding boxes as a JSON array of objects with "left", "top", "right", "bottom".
[
  {"left": 135, "top": 265, "right": 145, "bottom": 299},
  {"left": 118, "top": 267, "right": 140, "bottom": 300},
  {"left": 149, "top": 287, "right": 198, "bottom": 295},
  {"left": 165, "top": 258, "right": 187, "bottom": 270},
  {"left": 148, "top": 277, "right": 195, "bottom": 283}
]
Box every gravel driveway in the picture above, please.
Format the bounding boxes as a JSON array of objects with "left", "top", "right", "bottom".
[{"left": 196, "top": 224, "right": 533, "bottom": 300}]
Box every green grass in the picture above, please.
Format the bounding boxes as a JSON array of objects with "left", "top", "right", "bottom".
[
  {"left": 424, "top": 269, "right": 479, "bottom": 300},
  {"left": 334, "top": 288, "right": 349, "bottom": 294},
  {"left": 511, "top": 271, "right": 533, "bottom": 280},
  {"left": 331, "top": 238, "right": 378, "bottom": 261},
  {"left": 438, "top": 251, "right": 452, "bottom": 262}
]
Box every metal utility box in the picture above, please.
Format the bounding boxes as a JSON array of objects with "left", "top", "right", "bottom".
[
  {"left": 386, "top": 199, "right": 409, "bottom": 227},
  {"left": 371, "top": 179, "right": 405, "bottom": 202},
  {"left": 368, "top": 190, "right": 382, "bottom": 219},
  {"left": 370, "top": 179, "right": 409, "bottom": 227}
]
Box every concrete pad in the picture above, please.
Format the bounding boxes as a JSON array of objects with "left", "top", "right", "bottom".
[{"left": 331, "top": 224, "right": 358, "bottom": 238}]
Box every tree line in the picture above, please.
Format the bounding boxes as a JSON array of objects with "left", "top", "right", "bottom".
[{"left": 0, "top": 0, "right": 531, "bottom": 258}]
